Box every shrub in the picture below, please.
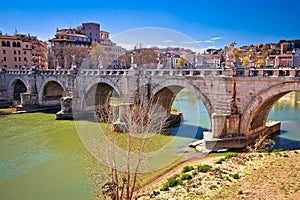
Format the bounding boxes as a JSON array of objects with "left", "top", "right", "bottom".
[
  {"left": 209, "top": 185, "right": 218, "bottom": 190},
  {"left": 181, "top": 173, "right": 192, "bottom": 181},
  {"left": 182, "top": 165, "right": 194, "bottom": 173},
  {"left": 166, "top": 177, "right": 182, "bottom": 187},
  {"left": 232, "top": 173, "right": 240, "bottom": 179},
  {"left": 224, "top": 152, "right": 238, "bottom": 159},
  {"left": 149, "top": 190, "right": 160, "bottom": 198},
  {"left": 161, "top": 183, "right": 169, "bottom": 191},
  {"left": 215, "top": 158, "right": 225, "bottom": 164},
  {"left": 197, "top": 164, "right": 212, "bottom": 173},
  {"left": 238, "top": 190, "right": 243, "bottom": 195}
]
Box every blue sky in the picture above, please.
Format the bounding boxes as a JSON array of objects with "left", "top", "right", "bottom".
[{"left": 1, "top": 0, "right": 300, "bottom": 50}]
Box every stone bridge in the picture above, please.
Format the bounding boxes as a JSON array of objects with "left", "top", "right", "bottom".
[{"left": 1, "top": 67, "right": 300, "bottom": 149}]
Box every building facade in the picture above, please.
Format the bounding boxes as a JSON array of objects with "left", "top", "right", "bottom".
[
  {"left": 49, "top": 22, "right": 125, "bottom": 69},
  {"left": 0, "top": 33, "right": 47, "bottom": 70},
  {"left": 49, "top": 28, "right": 91, "bottom": 69},
  {"left": 78, "top": 22, "right": 100, "bottom": 43}
]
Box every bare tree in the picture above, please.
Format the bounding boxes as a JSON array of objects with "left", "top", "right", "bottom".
[{"left": 91, "top": 90, "right": 174, "bottom": 200}]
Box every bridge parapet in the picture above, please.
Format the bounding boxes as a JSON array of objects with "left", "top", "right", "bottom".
[
  {"left": 234, "top": 68, "right": 300, "bottom": 77},
  {"left": 79, "top": 69, "right": 129, "bottom": 76},
  {"left": 6, "top": 69, "right": 32, "bottom": 75},
  {"left": 39, "top": 69, "right": 70, "bottom": 75},
  {"left": 4, "top": 68, "right": 300, "bottom": 78}
]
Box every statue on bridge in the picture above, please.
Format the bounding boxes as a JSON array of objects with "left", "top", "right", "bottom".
[
  {"left": 223, "top": 41, "right": 237, "bottom": 68},
  {"left": 71, "top": 55, "right": 77, "bottom": 70},
  {"left": 98, "top": 55, "right": 103, "bottom": 69}
]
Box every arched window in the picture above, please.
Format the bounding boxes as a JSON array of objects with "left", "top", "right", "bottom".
[
  {"left": 13, "top": 42, "right": 16, "bottom": 47},
  {"left": 1, "top": 41, "right": 6, "bottom": 46},
  {"left": 6, "top": 41, "right": 10, "bottom": 47},
  {"left": 17, "top": 42, "right": 21, "bottom": 47}
]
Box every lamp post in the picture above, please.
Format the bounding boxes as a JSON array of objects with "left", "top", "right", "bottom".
[{"left": 292, "top": 49, "right": 296, "bottom": 68}]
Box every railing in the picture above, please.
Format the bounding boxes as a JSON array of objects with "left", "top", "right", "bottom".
[
  {"left": 79, "top": 69, "right": 129, "bottom": 76},
  {"left": 3, "top": 68, "right": 300, "bottom": 78},
  {"left": 4, "top": 69, "right": 75, "bottom": 75}
]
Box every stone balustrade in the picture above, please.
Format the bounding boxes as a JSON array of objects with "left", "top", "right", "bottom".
[{"left": 4, "top": 67, "right": 300, "bottom": 78}]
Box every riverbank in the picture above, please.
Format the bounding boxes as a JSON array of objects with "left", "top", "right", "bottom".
[{"left": 136, "top": 150, "right": 300, "bottom": 199}]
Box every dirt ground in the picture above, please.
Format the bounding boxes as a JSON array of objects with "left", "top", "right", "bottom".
[{"left": 136, "top": 150, "right": 300, "bottom": 200}]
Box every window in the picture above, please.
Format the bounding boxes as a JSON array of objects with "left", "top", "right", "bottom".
[
  {"left": 15, "top": 65, "right": 18, "bottom": 68},
  {"left": 24, "top": 51, "right": 26, "bottom": 54},
  {"left": 2, "top": 50, "right": 6, "bottom": 54},
  {"left": 18, "top": 50, "right": 21, "bottom": 55},
  {"left": 6, "top": 41, "right": 10, "bottom": 47},
  {"left": 14, "top": 50, "right": 17, "bottom": 54},
  {"left": 14, "top": 57, "right": 17, "bottom": 61},
  {"left": 24, "top": 57, "right": 27, "bottom": 61},
  {"left": 17, "top": 42, "right": 21, "bottom": 47},
  {"left": 25, "top": 44, "right": 28, "bottom": 48},
  {"left": 2, "top": 41, "right": 6, "bottom": 46},
  {"left": 13, "top": 42, "right": 16, "bottom": 47},
  {"left": 3, "top": 57, "right": 6, "bottom": 61},
  {"left": 18, "top": 57, "right": 21, "bottom": 62}
]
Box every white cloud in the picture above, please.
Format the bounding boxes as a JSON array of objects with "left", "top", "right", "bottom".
[
  {"left": 182, "top": 41, "right": 201, "bottom": 44},
  {"left": 203, "top": 40, "right": 215, "bottom": 43},
  {"left": 210, "top": 37, "right": 223, "bottom": 41},
  {"left": 162, "top": 40, "right": 173, "bottom": 43}
]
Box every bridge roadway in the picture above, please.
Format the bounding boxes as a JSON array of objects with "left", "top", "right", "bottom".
[{"left": 1, "top": 67, "right": 300, "bottom": 149}]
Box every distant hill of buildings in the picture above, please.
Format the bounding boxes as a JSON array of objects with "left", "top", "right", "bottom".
[{"left": 1, "top": 23, "right": 300, "bottom": 70}]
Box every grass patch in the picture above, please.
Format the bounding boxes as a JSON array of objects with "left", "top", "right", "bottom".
[
  {"left": 224, "top": 152, "right": 238, "bottom": 159},
  {"left": 215, "top": 152, "right": 238, "bottom": 164}
]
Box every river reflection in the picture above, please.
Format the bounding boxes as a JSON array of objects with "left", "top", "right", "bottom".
[{"left": 268, "top": 91, "right": 300, "bottom": 150}]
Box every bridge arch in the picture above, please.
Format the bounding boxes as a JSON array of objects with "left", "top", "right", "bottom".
[
  {"left": 240, "top": 81, "right": 300, "bottom": 136},
  {"left": 148, "top": 79, "right": 213, "bottom": 120},
  {"left": 7, "top": 76, "right": 28, "bottom": 101},
  {"left": 39, "top": 80, "right": 66, "bottom": 106},
  {"left": 82, "top": 78, "right": 122, "bottom": 113}
]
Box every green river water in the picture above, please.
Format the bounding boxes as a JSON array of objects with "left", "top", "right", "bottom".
[{"left": 0, "top": 90, "right": 300, "bottom": 200}]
